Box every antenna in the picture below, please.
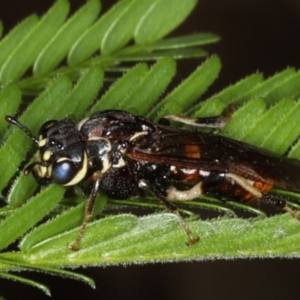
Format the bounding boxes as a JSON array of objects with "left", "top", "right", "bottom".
[{"left": 5, "top": 116, "right": 39, "bottom": 144}]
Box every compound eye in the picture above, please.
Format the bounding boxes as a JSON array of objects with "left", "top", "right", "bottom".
[{"left": 52, "top": 160, "right": 77, "bottom": 185}]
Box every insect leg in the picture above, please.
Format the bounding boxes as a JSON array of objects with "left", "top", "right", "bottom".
[
  {"left": 262, "top": 194, "right": 300, "bottom": 220},
  {"left": 160, "top": 104, "right": 234, "bottom": 129},
  {"left": 225, "top": 173, "right": 263, "bottom": 199},
  {"left": 221, "top": 173, "right": 300, "bottom": 221},
  {"left": 138, "top": 179, "right": 199, "bottom": 245},
  {"left": 69, "top": 171, "right": 102, "bottom": 251},
  {"left": 160, "top": 197, "right": 199, "bottom": 245},
  {"left": 166, "top": 182, "right": 203, "bottom": 201}
]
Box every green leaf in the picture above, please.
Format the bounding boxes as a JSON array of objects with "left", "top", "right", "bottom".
[
  {"left": 20, "top": 214, "right": 139, "bottom": 264},
  {"left": 0, "top": 259, "right": 95, "bottom": 295},
  {"left": 288, "top": 138, "right": 300, "bottom": 160},
  {"left": 57, "top": 66, "right": 104, "bottom": 120},
  {"left": 261, "top": 100, "right": 300, "bottom": 155},
  {"left": 234, "top": 68, "right": 296, "bottom": 104},
  {"left": 135, "top": 0, "right": 197, "bottom": 44},
  {"left": 193, "top": 98, "right": 225, "bottom": 117},
  {"left": 195, "top": 73, "right": 264, "bottom": 109},
  {"left": 0, "top": 0, "right": 70, "bottom": 84},
  {"left": 68, "top": 0, "right": 136, "bottom": 65},
  {"left": 148, "top": 33, "right": 220, "bottom": 50},
  {"left": 20, "top": 202, "right": 86, "bottom": 252},
  {"left": 69, "top": 0, "right": 199, "bottom": 64},
  {"left": 150, "top": 55, "right": 221, "bottom": 120},
  {"left": 223, "top": 98, "right": 267, "bottom": 140},
  {"left": 241, "top": 98, "right": 295, "bottom": 146},
  {"left": 0, "top": 84, "right": 21, "bottom": 136},
  {"left": 115, "top": 47, "right": 207, "bottom": 61},
  {"left": 20, "top": 193, "right": 107, "bottom": 252},
  {"left": 34, "top": 0, "right": 101, "bottom": 75},
  {"left": 0, "top": 185, "right": 65, "bottom": 251},
  {"left": 0, "top": 0, "right": 214, "bottom": 94},
  {"left": 264, "top": 71, "right": 300, "bottom": 103},
  {"left": 0, "top": 15, "right": 38, "bottom": 70},
  {"left": 2, "top": 213, "right": 300, "bottom": 268},
  {"left": 91, "top": 63, "right": 149, "bottom": 112},
  {"left": 101, "top": 0, "right": 154, "bottom": 54},
  {"left": 7, "top": 174, "right": 38, "bottom": 208},
  {"left": 119, "top": 56, "right": 176, "bottom": 114},
  {"left": 0, "top": 272, "right": 50, "bottom": 296}
]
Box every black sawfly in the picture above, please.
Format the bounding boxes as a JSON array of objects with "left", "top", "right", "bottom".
[{"left": 5, "top": 108, "right": 300, "bottom": 250}]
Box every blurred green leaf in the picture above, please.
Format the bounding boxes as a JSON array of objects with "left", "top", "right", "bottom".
[
  {"left": 148, "top": 33, "right": 220, "bottom": 50},
  {"left": 0, "top": 15, "right": 38, "bottom": 70},
  {"left": 0, "top": 0, "right": 70, "bottom": 84},
  {"left": 0, "top": 84, "right": 21, "bottom": 136},
  {"left": 0, "top": 185, "right": 65, "bottom": 251},
  {"left": 150, "top": 55, "right": 221, "bottom": 120},
  {"left": 135, "top": 0, "right": 197, "bottom": 44},
  {"left": 34, "top": 0, "right": 101, "bottom": 75}
]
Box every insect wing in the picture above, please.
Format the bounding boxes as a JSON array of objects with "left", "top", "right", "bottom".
[
  {"left": 127, "top": 127, "right": 234, "bottom": 176},
  {"left": 127, "top": 126, "right": 300, "bottom": 193}
]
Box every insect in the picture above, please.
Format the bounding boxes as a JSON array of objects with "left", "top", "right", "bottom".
[{"left": 5, "top": 109, "right": 300, "bottom": 250}]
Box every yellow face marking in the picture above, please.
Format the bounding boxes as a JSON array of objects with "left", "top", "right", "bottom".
[
  {"left": 35, "top": 165, "right": 48, "bottom": 178},
  {"left": 43, "top": 150, "right": 52, "bottom": 161},
  {"left": 64, "top": 152, "right": 88, "bottom": 186},
  {"left": 35, "top": 150, "right": 42, "bottom": 162},
  {"left": 57, "top": 157, "right": 68, "bottom": 163},
  {"left": 38, "top": 138, "right": 47, "bottom": 147},
  {"left": 47, "top": 164, "right": 52, "bottom": 177}
]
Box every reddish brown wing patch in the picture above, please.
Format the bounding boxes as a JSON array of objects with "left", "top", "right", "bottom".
[{"left": 184, "top": 145, "right": 201, "bottom": 159}]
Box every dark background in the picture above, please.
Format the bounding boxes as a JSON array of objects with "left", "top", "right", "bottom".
[{"left": 1, "top": 0, "right": 300, "bottom": 299}]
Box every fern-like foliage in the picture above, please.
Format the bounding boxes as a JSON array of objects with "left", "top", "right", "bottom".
[
  {"left": 0, "top": 0, "right": 300, "bottom": 296},
  {"left": 0, "top": 0, "right": 216, "bottom": 94}
]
